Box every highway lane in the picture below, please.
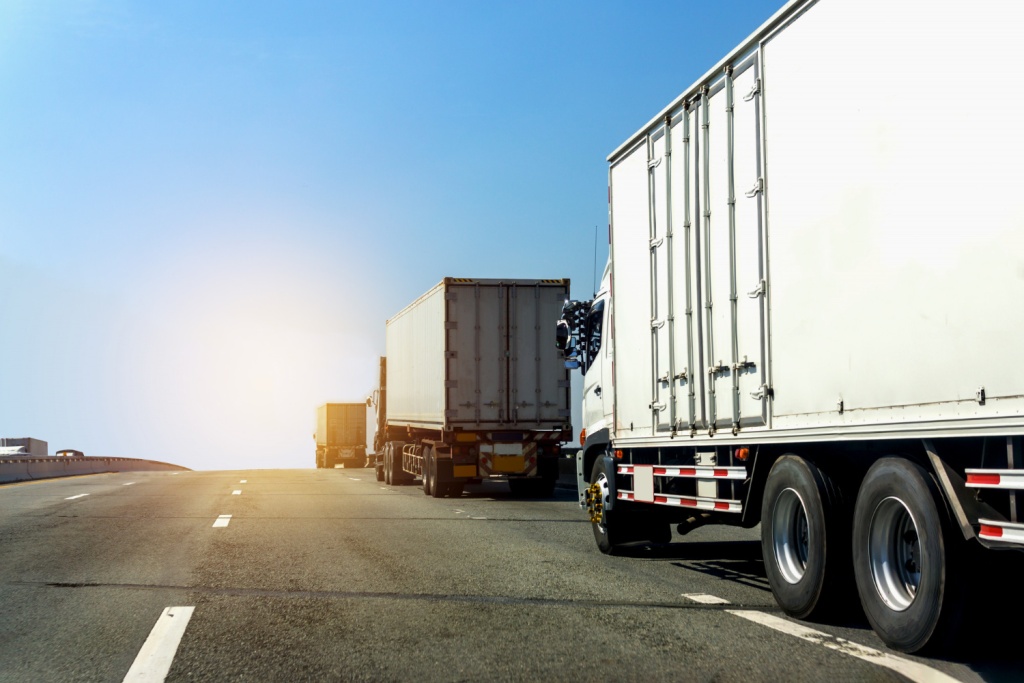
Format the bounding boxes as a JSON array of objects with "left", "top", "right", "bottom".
[{"left": 1, "top": 469, "right": 1021, "bottom": 682}]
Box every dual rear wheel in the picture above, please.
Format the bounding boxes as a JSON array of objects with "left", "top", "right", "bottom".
[{"left": 761, "top": 454, "right": 962, "bottom": 653}]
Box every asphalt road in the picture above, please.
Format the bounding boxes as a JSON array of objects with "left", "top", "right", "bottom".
[{"left": 1, "top": 468, "right": 1022, "bottom": 682}]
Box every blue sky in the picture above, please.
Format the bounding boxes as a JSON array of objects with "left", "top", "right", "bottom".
[{"left": 1, "top": 0, "right": 783, "bottom": 470}]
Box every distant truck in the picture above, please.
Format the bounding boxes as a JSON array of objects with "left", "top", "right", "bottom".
[
  {"left": 0, "top": 438, "right": 47, "bottom": 457},
  {"left": 314, "top": 403, "right": 368, "bottom": 469},
  {"left": 557, "top": 0, "right": 1024, "bottom": 654},
  {"left": 373, "top": 278, "right": 571, "bottom": 497}
]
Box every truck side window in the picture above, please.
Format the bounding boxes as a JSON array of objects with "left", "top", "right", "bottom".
[{"left": 586, "top": 301, "right": 605, "bottom": 369}]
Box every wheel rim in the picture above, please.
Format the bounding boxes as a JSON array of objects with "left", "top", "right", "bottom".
[
  {"left": 868, "top": 496, "right": 921, "bottom": 612},
  {"left": 772, "top": 488, "right": 810, "bottom": 585},
  {"left": 586, "top": 472, "right": 611, "bottom": 530}
]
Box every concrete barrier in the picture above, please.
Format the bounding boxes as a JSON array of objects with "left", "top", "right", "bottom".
[{"left": 0, "top": 457, "right": 188, "bottom": 485}]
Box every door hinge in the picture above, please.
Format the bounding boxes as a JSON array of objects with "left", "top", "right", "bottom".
[
  {"left": 743, "top": 78, "right": 761, "bottom": 102},
  {"left": 732, "top": 356, "right": 755, "bottom": 372},
  {"left": 745, "top": 177, "right": 764, "bottom": 198}
]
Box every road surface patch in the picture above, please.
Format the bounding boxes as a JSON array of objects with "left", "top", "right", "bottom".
[
  {"left": 122, "top": 606, "right": 194, "bottom": 682},
  {"left": 212, "top": 515, "right": 232, "bottom": 528}
]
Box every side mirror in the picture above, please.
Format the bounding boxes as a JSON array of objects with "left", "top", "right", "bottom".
[
  {"left": 564, "top": 359, "right": 581, "bottom": 370},
  {"left": 555, "top": 320, "right": 570, "bottom": 351}
]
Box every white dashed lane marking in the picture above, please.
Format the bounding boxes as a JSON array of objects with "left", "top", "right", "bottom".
[
  {"left": 682, "top": 593, "right": 731, "bottom": 605},
  {"left": 65, "top": 494, "right": 89, "bottom": 500},
  {"left": 212, "top": 515, "right": 232, "bottom": 528},
  {"left": 123, "top": 482, "right": 135, "bottom": 486},
  {"left": 674, "top": 593, "right": 957, "bottom": 682},
  {"left": 122, "top": 606, "right": 194, "bottom": 682},
  {"left": 231, "top": 490, "right": 241, "bottom": 495},
  {"left": 348, "top": 477, "right": 361, "bottom": 481},
  {"left": 727, "top": 610, "right": 958, "bottom": 683},
  {"left": 239, "top": 479, "right": 247, "bottom": 483}
]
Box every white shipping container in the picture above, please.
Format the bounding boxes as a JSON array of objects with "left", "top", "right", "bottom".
[
  {"left": 386, "top": 278, "right": 571, "bottom": 432},
  {"left": 608, "top": 0, "right": 1024, "bottom": 444}
]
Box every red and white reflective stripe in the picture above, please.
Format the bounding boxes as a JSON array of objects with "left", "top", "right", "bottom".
[
  {"left": 965, "top": 469, "right": 1024, "bottom": 490},
  {"left": 618, "top": 490, "right": 741, "bottom": 513},
  {"left": 978, "top": 518, "right": 1024, "bottom": 545},
  {"left": 618, "top": 464, "right": 745, "bottom": 480}
]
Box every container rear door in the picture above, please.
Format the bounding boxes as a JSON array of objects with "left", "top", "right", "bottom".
[
  {"left": 700, "top": 56, "right": 767, "bottom": 432},
  {"left": 342, "top": 404, "right": 365, "bottom": 445},
  {"left": 447, "top": 283, "right": 506, "bottom": 424},
  {"left": 508, "top": 282, "right": 570, "bottom": 426}
]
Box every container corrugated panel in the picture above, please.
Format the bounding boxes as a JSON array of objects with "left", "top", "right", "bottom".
[{"left": 387, "top": 278, "right": 571, "bottom": 432}]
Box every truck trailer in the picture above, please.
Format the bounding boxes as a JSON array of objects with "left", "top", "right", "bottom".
[
  {"left": 314, "top": 403, "right": 367, "bottom": 469},
  {"left": 375, "top": 278, "right": 571, "bottom": 497},
  {"left": 557, "top": 0, "right": 1024, "bottom": 654}
]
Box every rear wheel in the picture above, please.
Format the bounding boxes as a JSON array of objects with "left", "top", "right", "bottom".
[
  {"left": 374, "top": 458, "right": 384, "bottom": 482},
  {"left": 853, "top": 457, "right": 963, "bottom": 653},
  {"left": 761, "top": 455, "right": 850, "bottom": 621},
  {"left": 422, "top": 447, "right": 434, "bottom": 495},
  {"left": 383, "top": 444, "right": 393, "bottom": 485}
]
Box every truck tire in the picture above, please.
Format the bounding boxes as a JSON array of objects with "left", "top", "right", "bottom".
[
  {"left": 587, "top": 455, "right": 641, "bottom": 555},
  {"left": 375, "top": 459, "right": 384, "bottom": 482},
  {"left": 422, "top": 446, "right": 433, "bottom": 495},
  {"left": 384, "top": 444, "right": 393, "bottom": 485},
  {"left": 761, "top": 455, "right": 850, "bottom": 621},
  {"left": 852, "top": 457, "right": 964, "bottom": 653},
  {"left": 390, "top": 442, "right": 411, "bottom": 485},
  {"left": 429, "top": 448, "right": 446, "bottom": 499}
]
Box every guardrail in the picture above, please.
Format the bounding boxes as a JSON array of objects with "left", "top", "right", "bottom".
[{"left": 0, "top": 456, "right": 189, "bottom": 484}]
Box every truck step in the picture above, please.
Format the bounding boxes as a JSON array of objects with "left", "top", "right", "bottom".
[
  {"left": 617, "top": 490, "right": 742, "bottom": 513},
  {"left": 978, "top": 518, "right": 1024, "bottom": 545},
  {"left": 965, "top": 469, "right": 1024, "bottom": 490},
  {"left": 618, "top": 464, "right": 746, "bottom": 480}
]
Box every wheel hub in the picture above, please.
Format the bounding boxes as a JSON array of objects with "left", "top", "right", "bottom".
[
  {"left": 772, "top": 487, "right": 810, "bottom": 585},
  {"left": 868, "top": 497, "right": 921, "bottom": 612},
  {"left": 585, "top": 475, "right": 610, "bottom": 525}
]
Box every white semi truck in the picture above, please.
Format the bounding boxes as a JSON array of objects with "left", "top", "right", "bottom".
[
  {"left": 557, "top": 0, "right": 1024, "bottom": 654},
  {"left": 374, "top": 278, "right": 571, "bottom": 497}
]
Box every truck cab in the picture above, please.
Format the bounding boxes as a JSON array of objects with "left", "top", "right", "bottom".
[{"left": 557, "top": 262, "right": 614, "bottom": 494}]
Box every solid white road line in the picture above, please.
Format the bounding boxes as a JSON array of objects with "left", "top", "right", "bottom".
[
  {"left": 231, "top": 490, "right": 241, "bottom": 495},
  {"left": 65, "top": 494, "right": 89, "bottom": 500},
  {"left": 212, "top": 515, "right": 232, "bottom": 528},
  {"left": 122, "top": 606, "right": 195, "bottom": 682},
  {"left": 727, "top": 610, "right": 959, "bottom": 683},
  {"left": 682, "top": 593, "right": 731, "bottom": 605}
]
